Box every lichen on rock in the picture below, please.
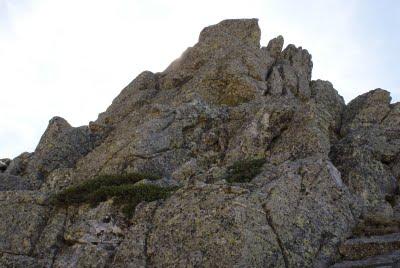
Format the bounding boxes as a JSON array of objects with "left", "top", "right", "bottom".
[{"left": 1, "top": 18, "right": 399, "bottom": 267}]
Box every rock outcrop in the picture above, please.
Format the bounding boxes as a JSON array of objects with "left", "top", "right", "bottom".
[
  {"left": 0, "top": 159, "right": 10, "bottom": 172},
  {"left": 1, "top": 18, "right": 399, "bottom": 267}
]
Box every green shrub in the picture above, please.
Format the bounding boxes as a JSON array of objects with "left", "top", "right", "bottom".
[
  {"left": 225, "top": 158, "right": 265, "bottom": 183},
  {"left": 52, "top": 173, "right": 160, "bottom": 205},
  {"left": 51, "top": 172, "right": 176, "bottom": 218}
]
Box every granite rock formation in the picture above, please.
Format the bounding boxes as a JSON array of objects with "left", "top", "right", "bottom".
[{"left": 1, "top": 19, "right": 399, "bottom": 267}]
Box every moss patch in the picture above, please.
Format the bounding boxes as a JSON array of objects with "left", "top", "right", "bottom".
[
  {"left": 51, "top": 173, "right": 177, "bottom": 218},
  {"left": 225, "top": 158, "right": 265, "bottom": 183}
]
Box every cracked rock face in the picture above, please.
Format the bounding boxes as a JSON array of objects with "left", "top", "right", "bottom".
[
  {"left": 331, "top": 89, "right": 400, "bottom": 219},
  {"left": 0, "top": 18, "right": 399, "bottom": 267}
]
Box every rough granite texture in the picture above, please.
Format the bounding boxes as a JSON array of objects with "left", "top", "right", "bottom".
[{"left": 1, "top": 19, "right": 399, "bottom": 267}]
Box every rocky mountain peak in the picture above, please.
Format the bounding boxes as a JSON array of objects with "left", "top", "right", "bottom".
[
  {"left": 1, "top": 19, "right": 400, "bottom": 267},
  {"left": 199, "top": 18, "right": 261, "bottom": 47},
  {"left": 36, "top": 116, "right": 72, "bottom": 149}
]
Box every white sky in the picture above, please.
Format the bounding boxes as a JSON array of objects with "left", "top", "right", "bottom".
[{"left": 1, "top": 0, "right": 399, "bottom": 158}]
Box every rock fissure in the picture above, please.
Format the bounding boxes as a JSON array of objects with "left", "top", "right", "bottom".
[
  {"left": 262, "top": 203, "right": 290, "bottom": 268},
  {"left": 131, "top": 148, "right": 177, "bottom": 160},
  {"left": 143, "top": 201, "right": 161, "bottom": 268},
  {"left": 0, "top": 250, "right": 31, "bottom": 257},
  {"left": 48, "top": 209, "right": 68, "bottom": 268}
]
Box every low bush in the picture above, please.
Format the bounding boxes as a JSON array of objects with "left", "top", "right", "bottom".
[
  {"left": 51, "top": 172, "right": 176, "bottom": 218},
  {"left": 225, "top": 158, "right": 265, "bottom": 183}
]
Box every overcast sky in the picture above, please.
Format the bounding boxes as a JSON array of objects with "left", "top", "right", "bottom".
[{"left": 1, "top": 0, "right": 399, "bottom": 158}]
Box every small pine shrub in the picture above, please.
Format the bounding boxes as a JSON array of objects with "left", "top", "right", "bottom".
[
  {"left": 225, "top": 158, "right": 265, "bottom": 183},
  {"left": 52, "top": 173, "right": 160, "bottom": 205},
  {"left": 51, "top": 172, "right": 176, "bottom": 218}
]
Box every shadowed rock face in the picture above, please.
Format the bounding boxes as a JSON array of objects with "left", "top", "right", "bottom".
[{"left": 0, "top": 19, "right": 399, "bottom": 267}]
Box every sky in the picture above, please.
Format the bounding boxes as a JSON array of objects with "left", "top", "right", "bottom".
[{"left": 0, "top": 0, "right": 399, "bottom": 158}]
